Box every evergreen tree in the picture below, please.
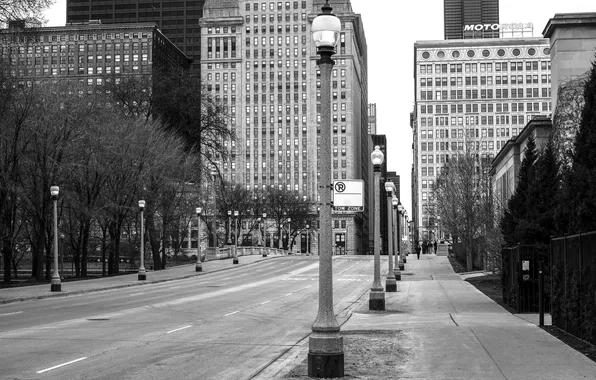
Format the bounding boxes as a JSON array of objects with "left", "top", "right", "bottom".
[
  {"left": 526, "top": 138, "right": 560, "bottom": 244},
  {"left": 563, "top": 54, "right": 596, "bottom": 233},
  {"left": 500, "top": 135, "right": 537, "bottom": 245}
]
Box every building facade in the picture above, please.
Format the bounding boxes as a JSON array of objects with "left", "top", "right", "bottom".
[
  {"left": 0, "top": 22, "right": 190, "bottom": 83},
  {"left": 66, "top": 0, "right": 205, "bottom": 73},
  {"left": 490, "top": 116, "right": 552, "bottom": 211},
  {"left": 444, "top": 0, "right": 500, "bottom": 40},
  {"left": 199, "top": 0, "right": 370, "bottom": 254},
  {"left": 412, "top": 37, "right": 551, "bottom": 241}
]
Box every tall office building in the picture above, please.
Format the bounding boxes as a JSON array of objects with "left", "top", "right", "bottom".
[
  {"left": 66, "top": 0, "right": 204, "bottom": 73},
  {"left": 0, "top": 22, "right": 190, "bottom": 81},
  {"left": 444, "top": 0, "right": 499, "bottom": 40},
  {"left": 412, "top": 37, "right": 551, "bottom": 241},
  {"left": 199, "top": 0, "right": 370, "bottom": 254}
]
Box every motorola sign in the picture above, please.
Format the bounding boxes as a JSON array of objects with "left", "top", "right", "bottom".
[
  {"left": 464, "top": 23, "right": 533, "bottom": 32},
  {"left": 332, "top": 180, "right": 364, "bottom": 212}
]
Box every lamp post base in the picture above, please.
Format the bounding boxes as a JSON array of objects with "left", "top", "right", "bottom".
[
  {"left": 307, "top": 352, "right": 344, "bottom": 378},
  {"left": 394, "top": 270, "right": 402, "bottom": 281},
  {"left": 50, "top": 280, "right": 61, "bottom": 292},
  {"left": 233, "top": 258, "right": 239, "bottom": 264},
  {"left": 308, "top": 332, "right": 344, "bottom": 378},
  {"left": 195, "top": 263, "right": 202, "bottom": 272},
  {"left": 138, "top": 272, "right": 146, "bottom": 281},
  {"left": 369, "top": 290, "right": 385, "bottom": 310},
  {"left": 403, "top": 257, "right": 407, "bottom": 263},
  {"left": 386, "top": 278, "right": 397, "bottom": 292},
  {"left": 398, "top": 262, "right": 405, "bottom": 271}
]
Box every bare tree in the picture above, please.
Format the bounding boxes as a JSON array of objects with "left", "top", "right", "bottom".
[
  {"left": 0, "top": 0, "right": 53, "bottom": 27},
  {"left": 433, "top": 141, "right": 496, "bottom": 271}
]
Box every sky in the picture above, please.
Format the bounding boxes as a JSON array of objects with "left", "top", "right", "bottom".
[{"left": 44, "top": 0, "right": 595, "bottom": 212}]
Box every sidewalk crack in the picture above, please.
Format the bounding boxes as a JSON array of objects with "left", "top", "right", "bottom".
[
  {"left": 449, "top": 313, "right": 459, "bottom": 326},
  {"left": 469, "top": 327, "right": 509, "bottom": 380}
]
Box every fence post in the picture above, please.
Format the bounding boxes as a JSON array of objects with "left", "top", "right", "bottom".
[
  {"left": 539, "top": 260, "right": 544, "bottom": 327},
  {"left": 563, "top": 234, "right": 568, "bottom": 332},
  {"left": 578, "top": 231, "right": 583, "bottom": 340}
]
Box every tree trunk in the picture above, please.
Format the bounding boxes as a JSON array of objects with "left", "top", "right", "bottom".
[
  {"left": 2, "top": 237, "right": 11, "bottom": 284},
  {"left": 81, "top": 221, "right": 90, "bottom": 277},
  {"left": 146, "top": 211, "right": 162, "bottom": 270}
]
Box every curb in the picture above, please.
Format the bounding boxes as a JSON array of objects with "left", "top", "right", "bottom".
[
  {"left": 0, "top": 255, "right": 285, "bottom": 305},
  {"left": 249, "top": 285, "right": 371, "bottom": 379}
]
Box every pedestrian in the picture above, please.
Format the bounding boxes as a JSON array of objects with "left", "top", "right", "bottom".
[
  {"left": 433, "top": 240, "right": 437, "bottom": 255},
  {"left": 416, "top": 243, "right": 421, "bottom": 260}
]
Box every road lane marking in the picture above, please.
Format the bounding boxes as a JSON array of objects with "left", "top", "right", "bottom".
[
  {"left": 285, "top": 293, "right": 293, "bottom": 296},
  {"left": 169, "top": 286, "right": 181, "bottom": 290},
  {"left": 224, "top": 311, "right": 240, "bottom": 317},
  {"left": 260, "top": 300, "right": 271, "bottom": 305},
  {"left": 0, "top": 311, "right": 23, "bottom": 317},
  {"left": 167, "top": 325, "right": 193, "bottom": 334},
  {"left": 129, "top": 292, "right": 144, "bottom": 296},
  {"left": 36, "top": 357, "right": 88, "bottom": 374}
]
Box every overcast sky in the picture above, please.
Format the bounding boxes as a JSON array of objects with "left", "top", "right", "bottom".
[{"left": 44, "top": 0, "right": 595, "bottom": 211}]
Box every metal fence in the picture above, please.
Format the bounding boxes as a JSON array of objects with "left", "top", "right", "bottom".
[
  {"left": 550, "top": 232, "right": 596, "bottom": 345},
  {"left": 501, "top": 245, "right": 550, "bottom": 313}
]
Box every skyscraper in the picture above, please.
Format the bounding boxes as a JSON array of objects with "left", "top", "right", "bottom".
[
  {"left": 412, "top": 37, "right": 551, "bottom": 241},
  {"left": 66, "top": 0, "right": 205, "bottom": 73},
  {"left": 444, "top": 0, "right": 499, "bottom": 40},
  {"left": 199, "top": 0, "right": 370, "bottom": 254}
]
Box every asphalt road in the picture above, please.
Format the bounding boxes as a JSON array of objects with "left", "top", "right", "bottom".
[{"left": 0, "top": 255, "right": 377, "bottom": 380}]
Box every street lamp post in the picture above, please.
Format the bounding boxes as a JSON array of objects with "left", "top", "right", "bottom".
[
  {"left": 308, "top": 2, "right": 344, "bottom": 377},
  {"left": 306, "top": 224, "right": 310, "bottom": 255},
  {"left": 286, "top": 217, "right": 291, "bottom": 254},
  {"left": 384, "top": 182, "right": 397, "bottom": 292},
  {"left": 233, "top": 210, "right": 239, "bottom": 264},
  {"left": 196, "top": 207, "right": 203, "bottom": 272},
  {"left": 50, "top": 186, "right": 61, "bottom": 292},
  {"left": 262, "top": 212, "right": 267, "bottom": 257},
  {"left": 227, "top": 210, "right": 232, "bottom": 245},
  {"left": 138, "top": 200, "right": 146, "bottom": 280},
  {"left": 370, "top": 146, "right": 385, "bottom": 310},
  {"left": 392, "top": 196, "right": 401, "bottom": 280},
  {"left": 403, "top": 210, "right": 408, "bottom": 263},
  {"left": 398, "top": 202, "right": 405, "bottom": 269}
]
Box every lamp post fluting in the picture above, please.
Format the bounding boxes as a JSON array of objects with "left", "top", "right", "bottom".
[
  {"left": 392, "top": 196, "right": 401, "bottom": 280},
  {"left": 138, "top": 200, "right": 146, "bottom": 280},
  {"left": 286, "top": 217, "right": 291, "bottom": 254},
  {"left": 233, "top": 210, "right": 239, "bottom": 264},
  {"left": 50, "top": 186, "right": 61, "bottom": 292},
  {"left": 384, "top": 182, "right": 397, "bottom": 292},
  {"left": 196, "top": 207, "right": 203, "bottom": 272},
  {"left": 308, "top": 2, "right": 344, "bottom": 377},
  {"left": 262, "top": 212, "right": 267, "bottom": 257},
  {"left": 370, "top": 146, "right": 386, "bottom": 310}
]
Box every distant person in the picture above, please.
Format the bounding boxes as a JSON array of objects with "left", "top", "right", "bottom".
[
  {"left": 416, "top": 243, "right": 421, "bottom": 259},
  {"left": 433, "top": 241, "right": 437, "bottom": 255}
]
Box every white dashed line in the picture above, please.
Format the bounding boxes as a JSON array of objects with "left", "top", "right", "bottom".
[
  {"left": 260, "top": 300, "right": 272, "bottom": 305},
  {"left": 0, "top": 311, "right": 23, "bottom": 317},
  {"left": 36, "top": 357, "right": 88, "bottom": 374},
  {"left": 224, "top": 311, "right": 240, "bottom": 317},
  {"left": 285, "top": 293, "right": 294, "bottom": 296},
  {"left": 129, "top": 292, "right": 144, "bottom": 296},
  {"left": 167, "top": 325, "right": 193, "bottom": 334}
]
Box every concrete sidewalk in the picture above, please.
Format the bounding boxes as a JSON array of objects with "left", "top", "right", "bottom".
[
  {"left": 0, "top": 252, "right": 285, "bottom": 305},
  {"left": 264, "top": 254, "right": 596, "bottom": 380}
]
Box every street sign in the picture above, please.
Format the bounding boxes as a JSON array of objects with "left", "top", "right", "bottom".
[{"left": 333, "top": 180, "right": 364, "bottom": 212}]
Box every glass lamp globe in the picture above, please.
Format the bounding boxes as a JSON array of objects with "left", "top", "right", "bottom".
[
  {"left": 312, "top": 2, "right": 341, "bottom": 48},
  {"left": 371, "top": 146, "right": 384, "bottom": 166}
]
